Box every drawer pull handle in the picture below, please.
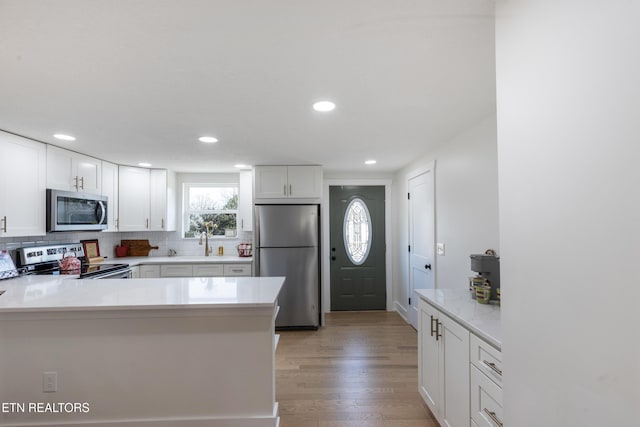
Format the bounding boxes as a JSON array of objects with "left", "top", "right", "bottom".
[
  {"left": 483, "top": 408, "right": 503, "bottom": 427},
  {"left": 430, "top": 315, "right": 436, "bottom": 337},
  {"left": 1, "top": 215, "right": 6, "bottom": 232},
  {"left": 482, "top": 360, "right": 503, "bottom": 376}
]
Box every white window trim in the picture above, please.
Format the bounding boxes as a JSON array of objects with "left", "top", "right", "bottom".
[{"left": 182, "top": 182, "right": 239, "bottom": 239}]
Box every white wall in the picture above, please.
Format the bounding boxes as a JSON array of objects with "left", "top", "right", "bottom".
[
  {"left": 496, "top": 1, "right": 640, "bottom": 425},
  {"left": 392, "top": 115, "right": 499, "bottom": 315}
]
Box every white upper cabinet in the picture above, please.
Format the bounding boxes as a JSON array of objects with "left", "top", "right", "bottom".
[
  {"left": 46, "top": 145, "right": 101, "bottom": 193},
  {"left": 101, "top": 161, "right": 119, "bottom": 232},
  {"left": 149, "top": 169, "right": 176, "bottom": 231},
  {"left": 254, "top": 165, "right": 322, "bottom": 202},
  {"left": 118, "top": 166, "right": 151, "bottom": 232},
  {"left": 118, "top": 166, "right": 175, "bottom": 232},
  {"left": 238, "top": 170, "right": 253, "bottom": 231},
  {"left": 0, "top": 132, "right": 47, "bottom": 237}
]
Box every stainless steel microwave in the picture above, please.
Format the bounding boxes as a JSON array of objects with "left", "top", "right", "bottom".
[{"left": 46, "top": 189, "right": 108, "bottom": 232}]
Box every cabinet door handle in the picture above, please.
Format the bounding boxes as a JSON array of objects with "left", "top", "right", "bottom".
[
  {"left": 283, "top": 185, "right": 287, "bottom": 196},
  {"left": 483, "top": 408, "right": 503, "bottom": 427},
  {"left": 482, "top": 360, "right": 503, "bottom": 376},
  {"left": 430, "top": 315, "right": 436, "bottom": 337},
  {"left": 146, "top": 218, "right": 149, "bottom": 229},
  {"left": 79, "top": 176, "right": 84, "bottom": 189},
  {"left": 161, "top": 218, "right": 164, "bottom": 229},
  {"left": 115, "top": 218, "right": 119, "bottom": 229},
  {"left": 435, "top": 320, "right": 442, "bottom": 341},
  {"left": 289, "top": 184, "right": 292, "bottom": 196},
  {"left": 1, "top": 216, "right": 6, "bottom": 232},
  {"left": 241, "top": 219, "right": 244, "bottom": 229},
  {"left": 74, "top": 176, "right": 79, "bottom": 190}
]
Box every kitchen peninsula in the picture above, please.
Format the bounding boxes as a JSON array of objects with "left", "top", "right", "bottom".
[{"left": 0, "top": 275, "right": 284, "bottom": 427}]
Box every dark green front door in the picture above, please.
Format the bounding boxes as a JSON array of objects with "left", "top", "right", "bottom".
[{"left": 330, "top": 185, "right": 386, "bottom": 311}]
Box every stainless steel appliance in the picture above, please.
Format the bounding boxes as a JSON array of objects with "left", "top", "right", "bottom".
[
  {"left": 255, "top": 204, "right": 320, "bottom": 329},
  {"left": 47, "top": 189, "right": 108, "bottom": 232},
  {"left": 15, "top": 243, "right": 131, "bottom": 279}
]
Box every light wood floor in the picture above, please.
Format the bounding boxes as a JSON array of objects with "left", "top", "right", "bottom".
[{"left": 276, "top": 311, "right": 438, "bottom": 427}]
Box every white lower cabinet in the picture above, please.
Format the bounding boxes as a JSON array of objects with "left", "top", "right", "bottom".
[
  {"left": 129, "top": 266, "right": 140, "bottom": 279},
  {"left": 160, "top": 264, "right": 193, "bottom": 277},
  {"left": 192, "top": 264, "right": 224, "bottom": 277},
  {"left": 418, "top": 298, "right": 469, "bottom": 427},
  {"left": 135, "top": 263, "right": 251, "bottom": 278},
  {"left": 223, "top": 263, "right": 252, "bottom": 276},
  {"left": 471, "top": 365, "right": 503, "bottom": 427},
  {"left": 139, "top": 265, "right": 160, "bottom": 278}
]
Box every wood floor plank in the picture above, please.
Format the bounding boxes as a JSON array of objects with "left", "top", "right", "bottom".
[{"left": 276, "top": 311, "right": 436, "bottom": 427}]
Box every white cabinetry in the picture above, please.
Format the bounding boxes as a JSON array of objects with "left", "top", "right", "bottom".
[
  {"left": 129, "top": 266, "right": 140, "bottom": 279},
  {"left": 118, "top": 167, "right": 175, "bottom": 232},
  {"left": 470, "top": 334, "right": 503, "bottom": 427},
  {"left": 160, "top": 264, "right": 193, "bottom": 278},
  {"left": 46, "top": 145, "right": 101, "bottom": 193},
  {"left": 0, "top": 133, "right": 47, "bottom": 237},
  {"left": 254, "top": 165, "right": 322, "bottom": 201},
  {"left": 238, "top": 170, "right": 253, "bottom": 231},
  {"left": 418, "top": 298, "right": 470, "bottom": 427},
  {"left": 101, "top": 161, "right": 119, "bottom": 232},
  {"left": 193, "top": 264, "right": 224, "bottom": 277},
  {"left": 223, "top": 263, "right": 252, "bottom": 276},
  {"left": 139, "top": 265, "right": 160, "bottom": 278},
  {"left": 118, "top": 166, "right": 151, "bottom": 231},
  {"left": 149, "top": 169, "right": 176, "bottom": 231}
]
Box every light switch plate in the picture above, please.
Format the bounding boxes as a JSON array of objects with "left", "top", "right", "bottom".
[{"left": 436, "top": 243, "right": 445, "bottom": 256}]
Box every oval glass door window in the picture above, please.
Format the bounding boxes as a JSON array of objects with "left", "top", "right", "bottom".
[{"left": 343, "top": 198, "right": 372, "bottom": 265}]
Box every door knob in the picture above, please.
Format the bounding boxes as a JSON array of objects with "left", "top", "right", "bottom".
[
  {"left": 331, "top": 248, "right": 336, "bottom": 252},
  {"left": 425, "top": 264, "right": 432, "bottom": 270},
  {"left": 331, "top": 256, "right": 336, "bottom": 261}
]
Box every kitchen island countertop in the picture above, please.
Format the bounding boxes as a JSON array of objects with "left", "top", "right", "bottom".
[{"left": 0, "top": 275, "right": 282, "bottom": 313}]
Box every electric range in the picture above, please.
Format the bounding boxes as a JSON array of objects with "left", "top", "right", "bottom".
[{"left": 15, "top": 243, "right": 131, "bottom": 279}]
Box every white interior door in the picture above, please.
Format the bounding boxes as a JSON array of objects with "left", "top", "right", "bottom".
[{"left": 408, "top": 165, "right": 435, "bottom": 329}]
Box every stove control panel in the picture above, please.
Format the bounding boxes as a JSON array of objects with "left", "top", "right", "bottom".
[{"left": 16, "top": 244, "right": 85, "bottom": 266}]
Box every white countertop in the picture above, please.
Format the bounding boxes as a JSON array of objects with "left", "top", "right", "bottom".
[
  {"left": 0, "top": 275, "right": 283, "bottom": 312},
  {"left": 415, "top": 288, "right": 501, "bottom": 350},
  {"left": 106, "top": 255, "right": 253, "bottom": 266}
]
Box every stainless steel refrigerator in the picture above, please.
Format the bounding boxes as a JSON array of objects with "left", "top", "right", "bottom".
[{"left": 255, "top": 204, "right": 320, "bottom": 329}]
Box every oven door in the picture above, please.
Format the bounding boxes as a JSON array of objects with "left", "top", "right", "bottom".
[
  {"left": 47, "top": 189, "right": 108, "bottom": 232},
  {"left": 90, "top": 269, "right": 132, "bottom": 280}
]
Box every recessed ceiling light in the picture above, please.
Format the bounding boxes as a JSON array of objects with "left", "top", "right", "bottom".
[
  {"left": 234, "top": 164, "right": 251, "bottom": 169},
  {"left": 312, "top": 101, "right": 336, "bottom": 112},
  {"left": 199, "top": 136, "right": 218, "bottom": 143},
  {"left": 138, "top": 162, "right": 152, "bottom": 167},
  {"left": 365, "top": 160, "right": 377, "bottom": 165},
  {"left": 53, "top": 134, "right": 76, "bottom": 141}
]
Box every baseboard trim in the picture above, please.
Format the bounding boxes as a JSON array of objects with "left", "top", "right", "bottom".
[{"left": 394, "top": 300, "right": 408, "bottom": 322}]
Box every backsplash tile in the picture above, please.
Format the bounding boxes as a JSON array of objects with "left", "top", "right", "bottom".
[{"left": 0, "top": 230, "right": 253, "bottom": 260}]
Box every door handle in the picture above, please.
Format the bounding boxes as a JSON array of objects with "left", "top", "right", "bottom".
[
  {"left": 331, "top": 248, "right": 336, "bottom": 252},
  {"left": 331, "top": 256, "right": 336, "bottom": 261},
  {"left": 425, "top": 264, "right": 432, "bottom": 270}
]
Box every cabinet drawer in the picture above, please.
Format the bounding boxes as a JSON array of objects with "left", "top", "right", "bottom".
[
  {"left": 470, "top": 333, "right": 503, "bottom": 387},
  {"left": 160, "top": 264, "right": 193, "bottom": 277},
  {"left": 193, "top": 264, "right": 224, "bottom": 277},
  {"left": 139, "top": 265, "right": 160, "bottom": 278},
  {"left": 223, "top": 263, "right": 252, "bottom": 276},
  {"left": 471, "top": 365, "right": 503, "bottom": 427}
]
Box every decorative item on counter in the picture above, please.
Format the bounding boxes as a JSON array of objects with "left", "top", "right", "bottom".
[
  {"left": 168, "top": 249, "right": 177, "bottom": 257},
  {"left": 218, "top": 246, "right": 224, "bottom": 256},
  {"left": 115, "top": 245, "right": 129, "bottom": 257},
  {"left": 198, "top": 222, "right": 217, "bottom": 256},
  {"left": 237, "top": 243, "right": 253, "bottom": 257},
  {"left": 475, "top": 281, "right": 492, "bottom": 304},
  {"left": 58, "top": 251, "right": 81, "bottom": 274},
  {"left": 469, "top": 276, "right": 485, "bottom": 299},
  {"left": 120, "top": 240, "right": 159, "bottom": 257},
  {"left": 81, "top": 239, "right": 104, "bottom": 263}
]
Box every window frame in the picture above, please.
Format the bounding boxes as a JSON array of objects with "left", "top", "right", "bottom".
[{"left": 182, "top": 183, "right": 239, "bottom": 239}]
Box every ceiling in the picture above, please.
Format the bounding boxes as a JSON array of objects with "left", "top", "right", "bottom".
[{"left": 0, "top": 0, "right": 496, "bottom": 174}]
